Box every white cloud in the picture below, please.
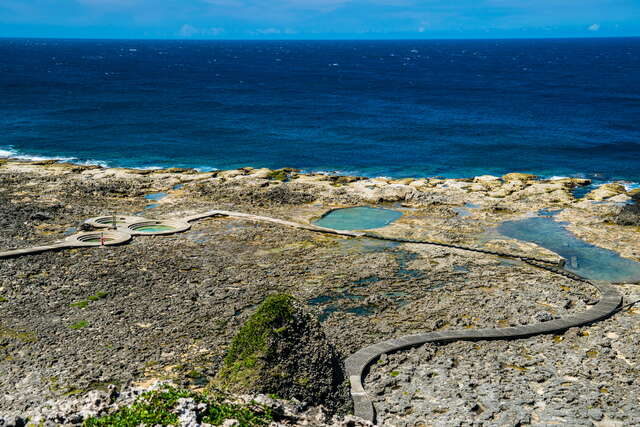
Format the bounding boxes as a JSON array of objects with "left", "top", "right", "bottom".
[
  {"left": 588, "top": 23, "right": 600, "bottom": 31},
  {"left": 178, "top": 24, "right": 225, "bottom": 37}
]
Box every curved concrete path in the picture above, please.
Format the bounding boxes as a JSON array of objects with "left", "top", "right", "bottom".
[
  {"left": 344, "top": 262, "right": 623, "bottom": 423},
  {"left": 183, "top": 209, "right": 367, "bottom": 238}
]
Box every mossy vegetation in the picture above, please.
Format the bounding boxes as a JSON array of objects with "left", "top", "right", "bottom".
[
  {"left": 84, "top": 385, "right": 274, "bottom": 426},
  {"left": 265, "top": 169, "right": 289, "bottom": 182},
  {"left": 216, "top": 294, "right": 294, "bottom": 388},
  {"left": 71, "top": 292, "right": 109, "bottom": 309},
  {"left": 88, "top": 291, "right": 109, "bottom": 301},
  {"left": 70, "top": 300, "right": 90, "bottom": 309},
  {"left": 70, "top": 320, "right": 89, "bottom": 330},
  {"left": 213, "top": 293, "right": 346, "bottom": 412},
  {"left": 0, "top": 325, "right": 37, "bottom": 342}
]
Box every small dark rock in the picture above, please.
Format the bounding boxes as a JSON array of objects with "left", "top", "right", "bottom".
[
  {"left": 533, "top": 311, "right": 554, "bottom": 322},
  {"left": 30, "top": 212, "right": 52, "bottom": 221}
]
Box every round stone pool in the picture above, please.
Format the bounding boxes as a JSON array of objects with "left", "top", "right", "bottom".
[{"left": 314, "top": 206, "right": 403, "bottom": 230}]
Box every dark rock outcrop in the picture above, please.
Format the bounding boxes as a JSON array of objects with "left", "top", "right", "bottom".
[
  {"left": 213, "top": 294, "right": 348, "bottom": 413},
  {"left": 615, "top": 193, "right": 640, "bottom": 226}
]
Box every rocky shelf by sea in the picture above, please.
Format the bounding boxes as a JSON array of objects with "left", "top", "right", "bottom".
[{"left": 1, "top": 158, "right": 639, "bottom": 425}]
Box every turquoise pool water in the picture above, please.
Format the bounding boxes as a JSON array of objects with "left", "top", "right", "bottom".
[
  {"left": 498, "top": 214, "right": 640, "bottom": 283},
  {"left": 314, "top": 206, "right": 403, "bottom": 230},
  {"left": 136, "top": 225, "right": 176, "bottom": 232},
  {"left": 144, "top": 192, "right": 168, "bottom": 201}
]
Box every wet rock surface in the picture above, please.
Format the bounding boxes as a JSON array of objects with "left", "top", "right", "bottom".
[{"left": 1, "top": 160, "right": 639, "bottom": 424}]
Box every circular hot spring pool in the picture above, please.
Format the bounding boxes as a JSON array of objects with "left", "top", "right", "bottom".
[
  {"left": 65, "top": 230, "right": 132, "bottom": 247},
  {"left": 127, "top": 220, "right": 190, "bottom": 235}
]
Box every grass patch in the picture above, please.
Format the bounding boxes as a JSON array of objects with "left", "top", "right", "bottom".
[
  {"left": 0, "top": 296, "right": 7, "bottom": 303},
  {"left": 390, "top": 371, "right": 400, "bottom": 377},
  {"left": 84, "top": 385, "right": 274, "bottom": 426},
  {"left": 70, "top": 320, "right": 89, "bottom": 330}
]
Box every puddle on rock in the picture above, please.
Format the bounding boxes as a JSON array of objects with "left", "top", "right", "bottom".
[
  {"left": 498, "top": 212, "right": 640, "bottom": 283},
  {"left": 395, "top": 249, "right": 423, "bottom": 280},
  {"left": 183, "top": 231, "right": 210, "bottom": 243},
  {"left": 453, "top": 202, "right": 480, "bottom": 218},
  {"left": 309, "top": 248, "right": 421, "bottom": 321},
  {"left": 336, "top": 237, "right": 399, "bottom": 254},
  {"left": 141, "top": 192, "right": 168, "bottom": 211},
  {"left": 314, "top": 206, "right": 403, "bottom": 230},
  {"left": 144, "top": 192, "right": 168, "bottom": 201},
  {"left": 309, "top": 292, "right": 371, "bottom": 322}
]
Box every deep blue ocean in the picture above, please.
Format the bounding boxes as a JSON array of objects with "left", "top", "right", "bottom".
[{"left": 0, "top": 38, "right": 639, "bottom": 183}]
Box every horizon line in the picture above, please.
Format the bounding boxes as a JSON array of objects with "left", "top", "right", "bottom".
[{"left": 1, "top": 35, "right": 639, "bottom": 42}]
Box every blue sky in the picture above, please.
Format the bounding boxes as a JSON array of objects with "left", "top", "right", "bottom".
[{"left": 0, "top": 0, "right": 638, "bottom": 39}]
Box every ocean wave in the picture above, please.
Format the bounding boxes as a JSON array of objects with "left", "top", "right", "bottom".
[
  {"left": 193, "top": 166, "right": 219, "bottom": 172},
  {"left": 0, "top": 147, "right": 76, "bottom": 162},
  {"left": 545, "top": 175, "right": 572, "bottom": 180},
  {"left": 0, "top": 146, "right": 108, "bottom": 167}
]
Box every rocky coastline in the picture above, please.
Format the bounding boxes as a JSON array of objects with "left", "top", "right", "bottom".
[{"left": 1, "top": 159, "right": 639, "bottom": 425}]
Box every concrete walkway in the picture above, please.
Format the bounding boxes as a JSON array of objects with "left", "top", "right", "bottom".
[{"left": 0, "top": 230, "right": 131, "bottom": 259}]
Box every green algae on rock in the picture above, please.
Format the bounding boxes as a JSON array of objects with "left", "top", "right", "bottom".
[{"left": 213, "top": 294, "right": 347, "bottom": 411}]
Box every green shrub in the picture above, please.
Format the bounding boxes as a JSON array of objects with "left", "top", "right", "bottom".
[
  {"left": 265, "top": 170, "right": 288, "bottom": 182},
  {"left": 84, "top": 385, "right": 274, "bottom": 426}
]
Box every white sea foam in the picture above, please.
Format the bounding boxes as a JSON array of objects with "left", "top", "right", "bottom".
[
  {"left": 74, "top": 159, "right": 110, "bottom": 168},
  {"left": 0, "top": 147, "right": 75, "bottom": 162},
  {"left": 302, "top": 168, "right": 363, "bottom": 177},
  {"left": 0, "top": 146, "right": 108, "bottom": 167}
]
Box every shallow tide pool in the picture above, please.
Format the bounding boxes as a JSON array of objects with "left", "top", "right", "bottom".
[
  {"left": 313, "top": 206, "right": 403, "bottom": 230},
  {"left": 498, "top": 214, "right": 640, "bottom": 283}
]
